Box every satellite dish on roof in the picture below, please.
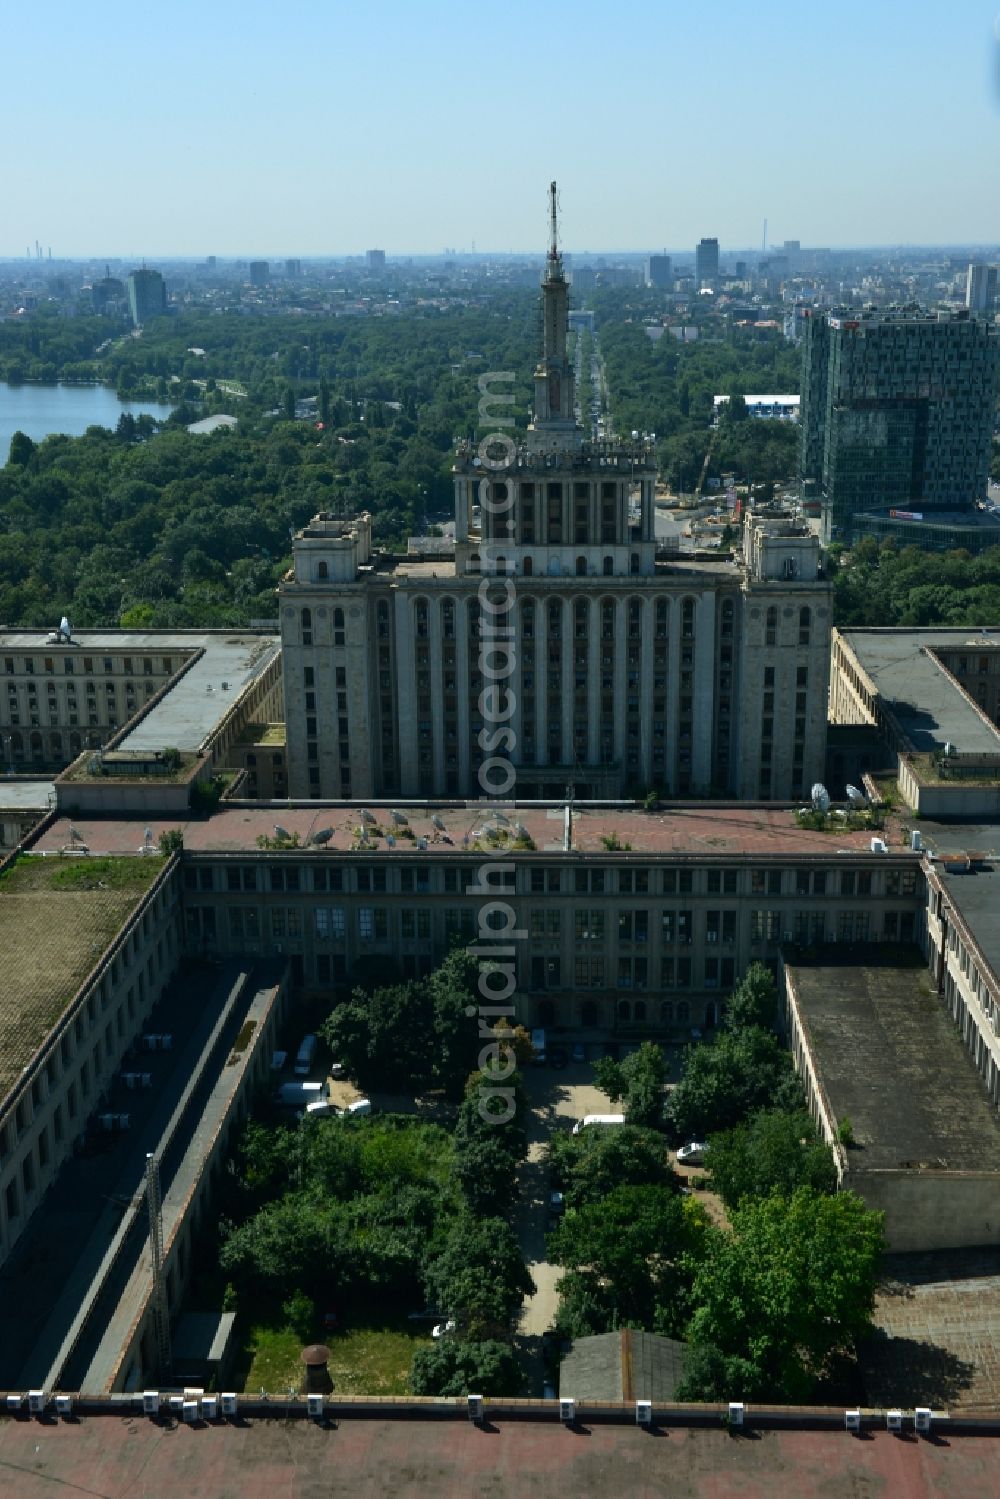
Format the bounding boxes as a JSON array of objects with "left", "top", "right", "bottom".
[
  {"left": 390, "top": 809, "right": 408, "bottom": 825},
  {"left": 416, "top": 836, "right": 428, "bottom": 850},
  {"left": 810, "top": 783, "right": 830, "bottom": 814},
  {"left": 60, "top": 616, "right": 71, "bottom": 641},
  {"left": 273, "top": 824, "right": 290, "bottom": 840},
  {"left": 846, "top": 784, "right": 866, "bottom": 805},
  {"left": 311, "top": 827, "right": 333, "bottom": 845},
  {"left": 359, "top": 809, "right": 376, "bottom": 824},
  {"left": 386, "top": 833, "right": 396, "bottom": 848},
  {"left": 432, "top": 814, "right": 446, "bottom": 831}
]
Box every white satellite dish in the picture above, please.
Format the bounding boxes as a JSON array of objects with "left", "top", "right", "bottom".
[
  {"left": 845, "top": 784, "right": 866, "bottom": 805},
  {"left": 810, "top": 783, "right": 830, "bottom": 814},
  {"left": 431, "top": 814, "right": 446, "bottom": 831},
  {"left": 273, "top": 824, "right": 290, "bottom": 840},
  {"left": 311, "top": 827, "right": 333, "bottom": 845},
  {"left": 492, "top": 811, "right": 510, "bottom": 827},
  {"left": 390, "top": 809, "right": 408, "bottom": 826},
  {"left": 360, "top": 809, "right": 376, "bottom": 824},
  {"left": 60, "top": 616, "right": 71, "bottom": 641}
]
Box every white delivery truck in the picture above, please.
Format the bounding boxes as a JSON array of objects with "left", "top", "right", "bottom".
[{"left": 572, "top": 1113, "right": 626, "bottom": 1136}]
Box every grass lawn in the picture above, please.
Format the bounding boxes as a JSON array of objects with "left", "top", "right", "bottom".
[{"left": 239, "top": 1319, "right": 431, "bottom": 1396}]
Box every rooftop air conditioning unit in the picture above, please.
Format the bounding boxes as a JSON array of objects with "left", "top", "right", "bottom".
[
  {"left": 220, "top": 1393, "right": 238, "bottom": 1417},
  {"left": 28, "top": 1391, "right": 46, "bottom": 1414},
  {"left": 914, "top": 1406, "right": 932, "bottom": 1432},
  {"left": 201, "top": 1396, "right": 218, "bottom": 1421},
  {"left": 307, "top": 1394, "right": 324, "bottom": 1419},
  {"left": 886, "top": 1409, "right": 903, "bottom": 1432},
  {"left": 182, "top": 1401, "right": 199, "bottom": 1424},
  {"left": 142, "top": 1391, "right": 160, "bottom": 1415},
  {"left": 844, "top": 1408, "right": 862, "bottom": 1432},
  {"left": 5, "top": 1395, "right": 23, "bottom": 1412},
  {"left": 468, "top": 1393, "right": 484, "bottom": 1422},
  {"left": 636, "top": 1400, "right": 653, "bottom": 1425},
  {"left": 728, "top": 1402, "right": 745, "bottom": 1427},
  {"left": 559, "top": 1397, "right": 576, "bottom": 1424},
  {"left": 55, "top": 1396, "right": 72, "bottom": 1418}
]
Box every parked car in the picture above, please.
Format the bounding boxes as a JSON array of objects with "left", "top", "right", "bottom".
[
  {"left": 432, "top": 1319, "right": 456, "bottom": 1340},
  {"left": 571, "top": 1042, "right": 587, "bottom": 1064},
  {"left": 548, "top": 1045, "right": 569, "bottom": 1070},
  {"left": 549, "top": 1190, "right": 565, "bottom": 1218},
  {"left": 675, "top": 1141, "right": 707, "bottom": 1166}
]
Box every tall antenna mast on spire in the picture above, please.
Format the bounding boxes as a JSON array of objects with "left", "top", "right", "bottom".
[{"left": 548, "top": 180, "right": 559, "bottom": 262}]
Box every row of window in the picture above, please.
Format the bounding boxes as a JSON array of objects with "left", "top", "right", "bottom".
[
  {"left": 188, "top": 862, "right": 921, "bottom": 899},
  {"left": 4, "top": 655, "right": 174, "bottom": 677}
]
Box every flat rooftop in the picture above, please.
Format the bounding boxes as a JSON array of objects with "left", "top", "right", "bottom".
[
  {"left": 0, "top": 779, "right": 54, "bottom": 811},
  {"left": 0, "top": 630, "right": 279, "bottom": 756},
  {"left": 840, "top": 628, "right": 1000, "bottom": 756},
  {"left": 0, "top": 1414, "right": 997, "bottom": 1498},
  {"left": 27, "top": 804, "right": 915, "bottom": 860},
  {"left": 787, "top": 950, "right": 1000, "bottom": 1173},
  {"left": 0, "top": 856, "right": 164, "bottom": 1102}
]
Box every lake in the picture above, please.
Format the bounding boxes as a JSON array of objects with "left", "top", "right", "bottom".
[{"left": 0, "top": 383, "right": 175, "bottom": 464}]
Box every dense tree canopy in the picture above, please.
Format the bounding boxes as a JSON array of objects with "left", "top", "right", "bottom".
[
  {"left": 707, "top": 1109, "right": 838, "bottom": 1211},
  {"left": 679, "top": 1188, "right": 886, "bottom": 1402},
  {"left": 591, "top": 1042, "right": 668, "bottom": 1131}
]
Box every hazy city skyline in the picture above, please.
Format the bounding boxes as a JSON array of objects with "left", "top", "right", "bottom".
[{"left": 3, "top": 0, "right": 1000, "bottom": 258}]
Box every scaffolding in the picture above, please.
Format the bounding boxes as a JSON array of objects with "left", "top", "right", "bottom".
[{"left": 145, "top": 1153, "right": 172, "bottom": 1381}]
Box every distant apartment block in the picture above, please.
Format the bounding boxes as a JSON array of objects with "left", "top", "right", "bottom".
[
  {"left": 366, "top": 249, "right": 386, "bottom": 272},
  {"left": 799, "top": 308, "right": 1000, "bottom": 546},
  {"left": 249, "top": 261, "right": 269, "bottom": 288},
  {"left": 966, "top": 263, "right": 997, "bottom": 315},
  {"left": 646, "top": 253, "right": 673, "bottom": 289},
  {"left": 126, "top": 268, "right": 166, "bottom": 327},
  {"left": 695, "top": 237, "right": 719, "bottom": 288}
]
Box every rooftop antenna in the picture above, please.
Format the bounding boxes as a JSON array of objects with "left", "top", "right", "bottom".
[
  {"left": 548, "top": 180, "right": 559, "bottom": 263},
  {"left": 762, "top": 218, "right": 767, "bottom": 253}
]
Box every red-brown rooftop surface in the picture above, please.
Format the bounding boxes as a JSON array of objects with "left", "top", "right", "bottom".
[
  {"left": 0, "top": 1415, "right": 996, "bottom": 1498},
  {"left": 29, "top": 805, "right": 910, "bottom": 859}
]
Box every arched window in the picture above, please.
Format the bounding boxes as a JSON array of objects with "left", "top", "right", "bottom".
[
  {"left": 317, "top": 560, "right": 329, "bottom": 580},
  {"left": 601, "top": 599, "right": 615, "bottom": 641},
  {"left": 442, "top": 600, "right": 455, "bottom": 640},
  {"left": 677, "top": 1000, "right": 690, "bottom": 1023},
  {"left": 50, "top": 732, "right": 62, "bottom": 758},
  {"left": 574, "top": 600, "right": 588, "bottom": 638},
  {"left": 660, "top": 1001, "right": 674, "bottom": 1024},
  {"left": 548, "top": 601, "right": 562, "bottom": 637},
  {"left": 523, "top": 556, "right": 533, "bottom": 577},
  {"left": 415, "top": 599, "right": 429, "bottom": 639},
  {"left": 634, "top": 999, "right": 647, "bottom": 1022},
  {"left": 603, "top": 556, "right": 614, "bottom": 576},
  {"left": 68, "top": 732, "right": 80, "bottom": 757},
  {"left": 521, "top": 600, "right": 535, "bottom": 639},
  {"left": 655, "top": 599, "right": 668, "bottom": 639},
  {"left": 766, "top": 605, "right": 777, "bottom": 646},
  {"left": 628, "top": 599, "right": 642, "bottom": 639},
  {"left": 799, "top": 606, "right": 811, "bottom": 646},
  {"left": 576, "top": 556, "right": 587, "bottom": 577},
  {"left": 617, "top": 999, "right": 632, "bottom": 1022}
]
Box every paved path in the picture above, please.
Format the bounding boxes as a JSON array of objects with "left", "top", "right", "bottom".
[{"left": 514, "top": 1066, "right": 611, "bottom": 1391}]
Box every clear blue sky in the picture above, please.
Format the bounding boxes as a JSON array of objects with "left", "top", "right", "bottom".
[{"left": 4, "top": 0, "right": 999, "bottom": 257}]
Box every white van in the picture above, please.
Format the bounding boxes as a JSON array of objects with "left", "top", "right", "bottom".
[
  {"left": 344, "top": 1098, "right": 372, "bottom": 1117},
  {"left": 572, "top": 1113, "right": 626, "bottom": 1136},
  {"left": 294, "top": 1033, "right": 318, "bottom": 1077},
  {"left": 276, "top": 1081, "right": 323, "bottom": 1108}
]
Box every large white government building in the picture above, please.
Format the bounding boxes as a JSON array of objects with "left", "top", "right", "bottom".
[{"left": 280, "top": 207, "right": 832, "bottom": 803}]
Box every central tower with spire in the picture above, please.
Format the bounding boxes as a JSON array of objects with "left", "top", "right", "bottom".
[{"left": 528, "top": 181, "right": 579, "bottom": 452}]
